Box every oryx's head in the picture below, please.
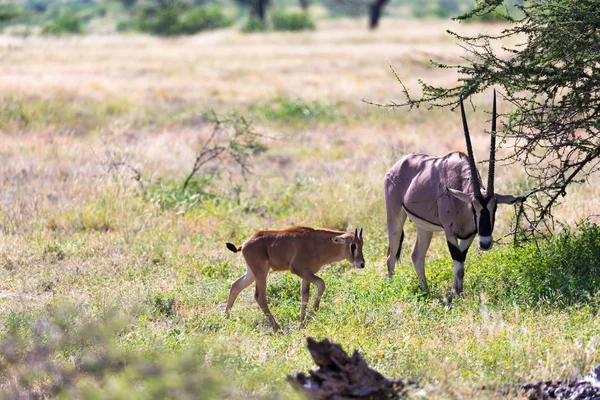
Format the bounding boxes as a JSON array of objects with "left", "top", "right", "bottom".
[
  {"left": 448, "top": 91, "right": 525, "bottom": 251},
  {"left": 331, "top": 228, "right": 365, "bottom": 268}
]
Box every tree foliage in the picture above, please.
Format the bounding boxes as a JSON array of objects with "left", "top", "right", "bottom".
[{"left": 390, "top": 0, "right": 600, "bottom": 237}]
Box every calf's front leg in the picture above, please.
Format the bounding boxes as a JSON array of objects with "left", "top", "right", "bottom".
[{"left": 292, "top": 267, "right": 326, "bottom": 314}]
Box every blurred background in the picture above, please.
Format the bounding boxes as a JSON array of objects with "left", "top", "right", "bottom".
[{"left": 0, "top": 0, "right": 523, "bottom": 36}]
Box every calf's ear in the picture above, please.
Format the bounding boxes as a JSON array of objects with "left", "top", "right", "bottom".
[{"left": 331, "top": 236, "right": 346, "bottom": 244}]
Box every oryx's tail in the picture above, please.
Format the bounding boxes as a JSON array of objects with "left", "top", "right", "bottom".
[
  {"left": 226, "top": 243, "right": 240, "bottom": 253},
  {"left": 395, "top": 230, "right": 404, "bottom": 261}
]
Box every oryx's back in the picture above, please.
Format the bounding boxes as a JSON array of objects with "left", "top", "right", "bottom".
[{"left": 384, "top": 152, "right": 475, "bottom": 220}]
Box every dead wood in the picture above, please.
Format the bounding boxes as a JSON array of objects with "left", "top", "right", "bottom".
[
  {"left": 289, "top": 338, "right": 600, "bottom": 400},
  {"left": 520, "top": 363, "right": 600, "bottom": 400},
  {"left": 287, "top": 337, "right": 417, "bottom": 399}
]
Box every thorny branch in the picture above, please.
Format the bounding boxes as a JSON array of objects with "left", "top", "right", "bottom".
[
  {"left": 97, "top": 138, "right": 144, "bottom": 190},
  {"left": 374, "top": 0, "right": 600, "bottom": 239},
  {"left": 182, "top": 110, "right": 267, "bottom": 189}
]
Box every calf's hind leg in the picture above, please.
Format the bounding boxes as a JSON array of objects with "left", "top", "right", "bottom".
[
  {"left": 225, "top": 266, "right": 255, "bottom": 317},
  {"left": 253, "top": 267, "right": 280, "bottom": 332}
]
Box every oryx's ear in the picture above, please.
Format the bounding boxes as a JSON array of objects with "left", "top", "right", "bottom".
[
  {"left": 331, "top": 236, "right": 347, "bottom": 244},
  {"left": 447, "top": 187, "right": 473, "bottom": 203},
  {"left": 496, "top": 194, "right": 526, "bottom": 205}
]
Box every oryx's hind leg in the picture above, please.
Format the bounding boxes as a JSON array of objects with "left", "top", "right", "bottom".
[
  {"left": 446, "top": 234, "right": 475, "bottom": 295},
  {"left": 412, "top": 228, "right": 433, "bottom": 292},
  {"left": 225, "top": 265, "right": 255, "bottom": 317},
  {"left": 386, "top": 204, "right": 407, "bottom": 278}
]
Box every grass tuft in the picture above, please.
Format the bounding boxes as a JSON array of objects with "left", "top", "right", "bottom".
[{"left": 250, "top": 97, "right": 340, "bottom": 125}]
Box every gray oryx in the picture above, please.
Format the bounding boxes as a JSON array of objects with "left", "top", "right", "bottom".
[{"left": 384, "top": 92, "right": 524, "bottom": 295}]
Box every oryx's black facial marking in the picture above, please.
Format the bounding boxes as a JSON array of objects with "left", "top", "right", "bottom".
[
  {"left": 471, "top": 195, "right": 498, "bottom": 236},
  {"left": 447, "top": 241, "right": 469, "bottom": 262},
  {"left": 351, "top": 243, "right": 356, "bottom": 255}
]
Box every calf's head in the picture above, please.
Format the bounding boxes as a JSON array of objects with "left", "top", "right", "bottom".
[
  {"left": 448, "top": 92, "right": 525, "bottom": 251},
  {"left": 331, "top": 228, "right": 365, "bottom": 268}
]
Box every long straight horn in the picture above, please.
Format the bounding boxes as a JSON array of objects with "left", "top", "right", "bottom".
[
  {"left": 460, "top": 95, "right": 482, "bottom": 197},
  {"left": 354, "top": 228, "right": 358, "bottom": 238},
  {"left": 359, "top": 228, "right": 363, "bottom": 239},
  {"left": 487, "top": 90, "right": 497, "bottom": 195}
]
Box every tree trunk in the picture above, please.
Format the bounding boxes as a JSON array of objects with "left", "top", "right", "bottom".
[
  {"left": 299, "top": 0, "right": 309, "bottom": 11},
  {"left": 251, "top": 0, "right": 268, "bottom": 22},
  {"left": 369, "top": 0, "right": 389, "bottom": 29}
]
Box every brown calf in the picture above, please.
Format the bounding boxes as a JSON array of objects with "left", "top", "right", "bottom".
[{"left": 225, "top": 226, "right": 365, "bottom": 331}]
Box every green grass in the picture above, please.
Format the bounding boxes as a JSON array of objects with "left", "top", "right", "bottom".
[
  {"left": 0, "top": 94, "right": 414, "bottom": 135},
  {"left": 2, "top": 20, "right": 599, "bottom": 398},
  {"left": 249, "top": 96, "right": 341, "bottom": 125},
  {"left": 1, "top": 90, "right": 599, "bottom": 398},
  {"left": 2, "top": 170, "right": 600, "bottom": 397}
]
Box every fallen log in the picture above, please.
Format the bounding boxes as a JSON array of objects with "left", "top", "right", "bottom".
[
  {"left": 289, "top": 338, "right": 600, "bottom": 400},
  {"left": 287, "top": 337, "right": 417, "bottom": 399},
  {"left": 521, "top": 363, "right": 600, "bottom": 400}
]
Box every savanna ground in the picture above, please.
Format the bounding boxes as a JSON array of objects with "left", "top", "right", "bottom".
[{"left": 1, "top": 18, "right": 600, "bottom": 398}]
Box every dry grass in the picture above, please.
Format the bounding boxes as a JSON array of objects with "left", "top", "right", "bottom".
[{"left": 0, "top": 18, "right": 599, "bottom": 398}]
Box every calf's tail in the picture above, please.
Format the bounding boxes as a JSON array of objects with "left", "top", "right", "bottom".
[{"left": 226, "top": 243, "right": 240, "bottom": 253}]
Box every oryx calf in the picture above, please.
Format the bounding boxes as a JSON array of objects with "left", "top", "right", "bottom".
[
  {"left": 384, "top": 92, "right": 524, "bottom": 295},
  {"left": 225, "top": 226, "right": 365, "bottom": 331}
]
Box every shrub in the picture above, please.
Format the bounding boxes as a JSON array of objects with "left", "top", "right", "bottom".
[
  {"left": 42, "top": 11, "right": 83, "bottom": 35},
  {"left": 241, "top": 16, "right": 267, "bottom": 33},
  {"left": 136, "top": 5, "right": 180, "bottom": 36},
  {"left": 135, "top": 5, "right": 232, "bottom": 36},
  {"left": 116, "top": 19, "right": 136, "bottom": 32},
  {"left": 471, "top": 223, "right": 600, "bottom": 308},
  {"left": 271, "top": 10, "right": 315, "bottom": 31},
  {"left": 179, "top": 6, "right": 233, "bottom": 34},
  {"left": 0, "top": 5, "right": 20, "bottom": 23}
]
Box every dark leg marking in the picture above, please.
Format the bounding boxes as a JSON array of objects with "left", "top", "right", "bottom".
[
  {"left": 395, "top": 230, "right": 404, "bottom": 260},
  {"left": 447, "top": 241, "right": 469, "bottom": 263}
]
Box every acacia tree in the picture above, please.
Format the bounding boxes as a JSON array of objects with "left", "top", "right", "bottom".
[{"left": 391, "top": 0, "right": 600, "bottom": 237}]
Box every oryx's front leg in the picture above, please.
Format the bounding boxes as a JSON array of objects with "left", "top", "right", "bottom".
[
  {"left": 412, "top": 228, "right": 433, "bottom": 292},
  {"left": 446, "top": 234, "right": 475, "bottom": 295}
]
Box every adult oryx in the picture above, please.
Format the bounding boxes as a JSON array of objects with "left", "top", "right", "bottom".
[{"left": 384, "top": 92, "right": 524, "bottom": 295}]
